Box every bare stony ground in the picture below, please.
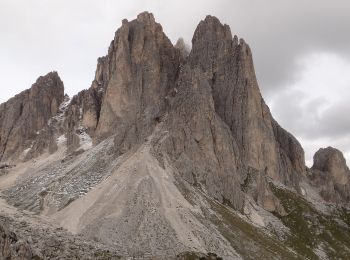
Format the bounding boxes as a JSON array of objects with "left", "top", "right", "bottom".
[
  {"left": 0, "top": 130, "right": 235, "bottom": 259},
  {"left": 0, "top": 126, "right": 241, "bottom": 259},
  {"left": 2, "top": 121, "right": 348, "bottom": 259},
  {"left": 0, "top": 199, "right": 122, "bottom": 259},
  {"left": 52, "top": 127, "right": 240, "bottom": 258},
  {"left": 1, "top": 121, "right": 350, "bottom": 259}
]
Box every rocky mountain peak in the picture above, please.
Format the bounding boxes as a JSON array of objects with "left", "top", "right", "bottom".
[
  {"left": 190, "top": 15, "right": 233, "bottom": 73},
  {"left": 189, "top": 14, "right": 305, "bottom": 189},
  {"left": 0, "top": 72, "right": 64, "bottom": 162},
  {"left": 175, "top": 37, "right": 190, "bottom": 58},
  {"left": 193, "top": 15, "right": 232, "bottom": 42},
  {"left": 312, "top": 147, "right": 349, "bottom": 182},
  {"left": 136, "top": 11, "right": 156, "bottom": 24},
  {"left": 33, "top": 71, "right": 61, "bottom": 87},
  {"left": 91, "top": 13, "right": 179, "bottom": 148},
  {"left": 309, "top": 147, "right": 350, "bottom": 203}
]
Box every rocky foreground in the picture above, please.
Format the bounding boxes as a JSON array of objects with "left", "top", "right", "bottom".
[{"left": 0, "top": 12, "right": 350, "bottom": 259}]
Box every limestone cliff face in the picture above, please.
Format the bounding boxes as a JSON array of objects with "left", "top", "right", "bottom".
[
  {"left": 0, "top": 72, "right": 64, "bottom": 162},
  {"left": 188, "top": 16, "right": 305, "bottom": 187},
  {"left": 309, "top": 147, "right": 350, "bottom": 204},
  {"left": 174, "top": 38, "right": 190, "bottom": 59},
  {"left": 159, "top": 66, "right": 246, "bottom": 210},
  {"left": 93, "top": 12, "right": 180, "bottom": 153},
  {"left": 63, "top": 55, "right": 110, "bottom": 152},
  {"left": 154, "top": 16, "right": 304, "bottom": 212},
  {"left": 65, "top": 12, "right": 181, "bottom": 154}
]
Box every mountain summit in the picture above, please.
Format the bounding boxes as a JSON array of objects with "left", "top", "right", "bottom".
[{"left": 0, "top": 12, "right": 349, "bottom": 259}]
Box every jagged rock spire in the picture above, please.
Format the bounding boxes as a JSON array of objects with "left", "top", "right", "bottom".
[
  {"left": 175, "top": 37, "right": 190, "bottom": 59},
  {"left": 93, "top": 11, "right": 180, "bottom": 151},
  {"left": 0, "top": 72, "right": 64, "bottom": 162},
  {"left": 189, "top": 14, "right": 305, "bottom": 187}
]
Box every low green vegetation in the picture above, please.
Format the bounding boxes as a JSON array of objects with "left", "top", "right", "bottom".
[
  {"left": 177, "top": 252, "right": 223, "bottom": 260},
  {"left": 271, "top": 184, "right": 350, "bottom": 259},
  {"left": 93, "top": 249, "right": 121, "bottom": 259},
  {"left": 207, "top": 197, "right": 299, "bottom": 259}
]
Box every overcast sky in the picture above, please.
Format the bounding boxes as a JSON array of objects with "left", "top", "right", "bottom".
[{"left": 1, "top": 0, "right": 350, "bottom": 166}]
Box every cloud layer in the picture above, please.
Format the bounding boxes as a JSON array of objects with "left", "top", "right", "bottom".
[
  {"left": 269, "top": 52, "right": 350, "bottom": 164},
  {"left": 1, "top": 0, "right": 350, "bottom": 165}
]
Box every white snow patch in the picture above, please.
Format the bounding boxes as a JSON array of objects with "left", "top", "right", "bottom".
[
  {"left": 79, "top": 107, "right": 83, "bottom": 120},
  {"left": 78, "top": 130, "right": 92, "bottom": 151},
  {"left": 20, "top": 143, "right": 34, "bottom": 161},
  {"left": 59, "top": 96, "right": 71, "bottom": 111},
  {"left": 23, "top": 147, "right": 32, "bottom": 156},
  {"left": 49, "top": 96, "right": 71, "bottom": 126},
  {"left": 22, "top": 142, "right": 34, "bottom": 157},
  {"left": 57, "top": 135, "right": 67, "bottom": 146}
]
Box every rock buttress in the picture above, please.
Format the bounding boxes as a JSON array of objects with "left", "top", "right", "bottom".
[{"left": 0, "top": 72, "right": 64, "bottom": 162}]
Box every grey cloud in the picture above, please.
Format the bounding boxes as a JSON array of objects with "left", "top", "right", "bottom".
[
  {"left": 301, "top": 134, "right": 350, "bottom": 167},
  {"left": 1, "top": 0, "right": 350, "bottom": 100},
  {"left": 275, "top": 96, "right": 350, "bottom": 140},
  {"left": 223, "top": 0, "right": 350, "bottom": 95},
  {"left": 271, "top": 80, "right": 350, "bottom": 164},
  {"left": 318, "top": 101, "right": 350, "bottom": 138}
]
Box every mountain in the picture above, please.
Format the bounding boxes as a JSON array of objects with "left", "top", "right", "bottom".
[{"left": 0, "top": 12, "right": 349, "bottom": 260}]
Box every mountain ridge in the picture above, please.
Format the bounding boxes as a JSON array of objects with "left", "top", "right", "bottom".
[{"left": 0, "top": 11, "right": 350, "bottom": 259}]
